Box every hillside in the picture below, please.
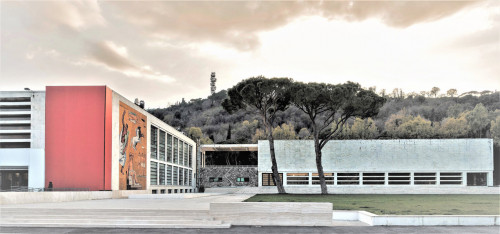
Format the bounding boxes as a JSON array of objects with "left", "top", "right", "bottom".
[{"left": 148, "top": 89, "right": 500, "bottom": 144}]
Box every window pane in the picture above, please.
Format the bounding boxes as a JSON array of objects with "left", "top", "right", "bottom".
[
  {"left": 337, "top": 173, "right": 359, "bottom": 185},
  {"left": 287, "top": 173, "right": 309, "bottom": 185},
  {"left": 167, "top": 165, "right": 172, "bottom": 185},
  {"left": 150, "top": 162, "right": 157, "bottom": 185},
  {"left": 150, "top": 126, "right": 158, "bottom": 159},
  {"left": 173, "top": 137, "right": 178, "bottom": 164},
  {"left": 179, "top": 167, "right": 184, "bottom": 186},
  {"left": 179, "top": 140, "right": 184, "bottom": 165},
  {"left": 414, "top": 172, "right": 436, "bottom": 185},
  {"left": 167, "top": 134, "right": 172, "bottom": 163},
  {"left": 184, "top": 143, "right": 188, "bottom": 166},
  {"left": 173, "top": 166, "right": 178, "bottom": 185},
  {"left": 188, "top": 145, "right": 193, "bottom": 168},
  {"left": 159, "top": 131, "right": 165, "bottom": 161},
  {"left": 440, "top": 172, "right": 462, "bottom": 185},
  {"left": 467, "top": 173, "right": 487, "bottom": 186},
  {"left": 262, "top": 173, "right": 283, "bottom": 186},
  {"left": 159, "top": 163, "right": 165, "bottom": 185}
]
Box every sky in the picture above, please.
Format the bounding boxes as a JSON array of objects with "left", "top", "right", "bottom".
[{"left": 1, "top": 1, "right": 499, "bottom": 108}]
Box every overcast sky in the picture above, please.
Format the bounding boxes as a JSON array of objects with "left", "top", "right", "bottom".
[{"left": 1, "top": 1, "right": 498, "bottom": 107}]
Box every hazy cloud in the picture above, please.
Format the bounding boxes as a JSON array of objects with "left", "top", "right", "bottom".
[
  {"left": 110, "top": 1, "right": 477, "bottom": 50},
  {"left": 87, "top": 41, "right": 173, "bottom": 82},
  {"left": 22, "top": 0, "right": 106, "bottom": 31},
  {"left": 1, "top": 1, "right": 497, "bottom": 107}
]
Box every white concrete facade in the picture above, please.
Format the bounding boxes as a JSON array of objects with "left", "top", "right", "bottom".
[
  {"left": 111, "top": 90, "right": 196, "bottom": 194},
  {"left": 0, "top": 91, "right": 45, "bottom": 190},
  {"left": 258, "top": 139, "right": 494, "bottom": 189},
  {"left": 0, "top": 149, "right": 44, "bottom": 189}
]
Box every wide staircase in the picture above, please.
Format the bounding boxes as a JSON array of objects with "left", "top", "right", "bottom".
[{"left": 0, "top": 208, "right": 230, "bottom": 228}]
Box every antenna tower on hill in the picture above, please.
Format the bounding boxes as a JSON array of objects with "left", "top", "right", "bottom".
[{"left": 210, "top": 72, "right": 217, "bottom": 95}]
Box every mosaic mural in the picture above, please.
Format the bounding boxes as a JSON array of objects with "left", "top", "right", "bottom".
[{"left": 119, "top": 102, "right": 147, "bottom": 190}]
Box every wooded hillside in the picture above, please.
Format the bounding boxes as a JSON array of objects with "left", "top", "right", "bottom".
[{"left": 148, "top": 88, "right": 500, "bottom": 145}]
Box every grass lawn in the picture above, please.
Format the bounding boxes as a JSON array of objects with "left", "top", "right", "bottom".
[{"left": 244, "top": 194, "right": 500, "bottom": 215}]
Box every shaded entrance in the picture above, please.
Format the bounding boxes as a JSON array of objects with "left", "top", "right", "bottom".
[
  {"left": 467, "top": 173, "right": 487, "bottom": 186},
  {"left": 0, "top": 166, "right": 28, "bottom": 191},
  {"left": 200, "top": 144, "right": 258, "bottom": 188}
]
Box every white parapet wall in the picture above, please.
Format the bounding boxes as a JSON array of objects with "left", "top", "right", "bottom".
[
  {"left": 206, "top": 186, "right": 500, "bottom": 194},
  {"left": 0, "top": 191, "right": 113, "bottom": 205},
  {"left": 0, "top": 190, "right": 152, "bottom": 204},
  {"left": 209, "top": 202, "right": 333, "bottom": 226},
  {"left": 334, "top": 210, "right": 500, "bottom": 226},
  {"left": 258, "top": 139, "right": 494, "bottom": 188}
]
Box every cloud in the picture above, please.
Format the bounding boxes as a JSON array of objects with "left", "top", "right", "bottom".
[
  {"left": 110, "top": 1, "right": 478, "bottom": 51},
  {"left": 321, "top": 1, "right": 479, "bottom": 28},
  {"left": 86, "top": 41, "right": 174, "bottom": 82},
  {"left": 37, "top": 0, "right": 106, "bottom": 30}
]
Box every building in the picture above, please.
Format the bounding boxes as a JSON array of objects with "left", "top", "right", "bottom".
[
  {"left": 1, "top": 87, "right": 496, "bottom": 194},
  {"left": 0, "top": 86, "right": 196, "bottom": 194},
  {"left": 0, "top": 90, "right": 45, "bottom": 191},
  {"left": 200, "top": 139, "right": 495, "bottom": 192}
]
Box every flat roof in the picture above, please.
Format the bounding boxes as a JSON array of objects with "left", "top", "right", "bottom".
[{"left": 200, "top": 144, "right": 258, "bottom": 152}]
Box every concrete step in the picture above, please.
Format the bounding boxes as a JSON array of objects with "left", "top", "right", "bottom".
[
  {"left": 0, "top": 208, "right": 209, "bottom": 215},
  {"left": 0, "top": 208, "right": 227, "bottom": 228},
  {"left": 0, "top": 218, "right": 222, "bottom": 225},
  {"left": 1, "top": 215, "right": 214, "bottom": 221},
  {"left": 0, "top": 223, "right": 231, "bottom": 229},
  {"left": 1, "top": 210, "right": 210, "bottom": 216}
]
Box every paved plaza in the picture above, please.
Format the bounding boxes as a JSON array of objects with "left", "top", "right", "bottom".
[{"left": 2, "top": 226, "right": 500, "bottom": 234}]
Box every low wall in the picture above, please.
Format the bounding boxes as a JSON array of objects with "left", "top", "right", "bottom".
[
  {"left": 129, "top": 193, "right": 221, "bottom": 199},
  {"left": 209, "top": 202, "right": 332, "bottom": 226},
  {"left": 0, "top": 191, "right": 112, "bottom": 205},
  {"left": 0, "top": 190, "right": 149, "bottom": 205},
  {"left": 334, "top": 210, "right": 500, "bottom": 226},
  {"left": 215, "top": 186, "right": 500, "bottom": 194}
]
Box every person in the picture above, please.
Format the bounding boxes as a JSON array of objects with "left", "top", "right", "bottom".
[
  {"left": 126, "top": 153, "right": 141, "bottom": 189},
  {"left": 119, "top": 110, "right": 129, "bottom": 174}
]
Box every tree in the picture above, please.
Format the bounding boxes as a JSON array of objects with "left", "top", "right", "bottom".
[
  {"left": 187, "top": 127, "right": 203, "bottom": 140},
  {"left": 447, "top": 89, "right": 457, "bottom": 97},
  {"left": 291, "top": 81, "right": 385, "bottom": 194},
  {"left": 491, "top": 116, "right": 500, "bottom": 146},
  {"left": 188, "top": 126, "right": 213, "bottom": 144},
  {"left": 385, "top": 110, "right": 434, "bottom": 138},
  {"left": 222, "top": 76, "right": 293, "bottom": 194},
  {"left": 272, "top": 123, "right": 297, "bottom": 140},
  {"left": 466, "top": 103, "right": 489, "bottom": 138},
  {"left": 439, "top": 114, "right": 469, "bottom": 138},
  {"left": 251, "top": 128, "right": 267, "bottom": 143},
  {"left": 298, "top": 128, "right": 312, "bottom": 139},
  {"left": 346, "top": 117, "right": 378, "bottom": 139},
  {"left": 430, "top": 87, "right": 440, "bottom": 98},
  {"left": 234, "top": 120, "right": 259, "bottom": 142},
  {"left": 226, "top": 124, "right": 232, "bottom": 140},
  {"left": 392, "top": 88, "right": 404, "bottom": 99}
]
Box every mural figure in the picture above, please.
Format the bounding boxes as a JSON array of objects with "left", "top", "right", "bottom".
[
  {"left": 126, "top": 153, "right": 141, "bottom": 189},
  {"left": 119, "top": 110, "right": 129, "bottom": 174},
  {"left": 131, "top": 126, "right": 144, "bottom": 150}
]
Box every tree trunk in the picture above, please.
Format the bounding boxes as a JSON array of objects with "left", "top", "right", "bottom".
[
  {"left": 314, "top": 139, "right": 328, "bottom": 194},
  {"left": 268, "top": 125, "right": 286, "bottom": 194}
]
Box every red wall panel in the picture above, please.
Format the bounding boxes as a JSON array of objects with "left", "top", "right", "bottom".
[
  {"left": 104, "top": 87, "right": 112, "bottom": 190},
  {"left": 45, "top": 86, "right": 108, "bottom": 191}
]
